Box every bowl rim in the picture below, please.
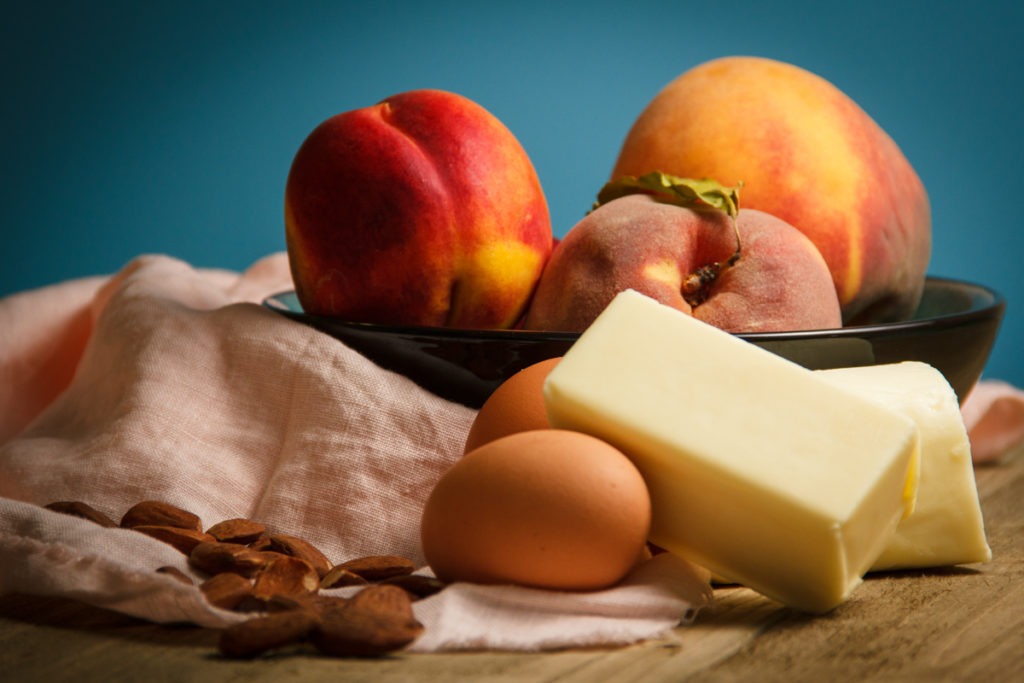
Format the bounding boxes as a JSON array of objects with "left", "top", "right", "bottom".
[{"left": 262, "top": 275, "right": 1005, "bottom": 342}]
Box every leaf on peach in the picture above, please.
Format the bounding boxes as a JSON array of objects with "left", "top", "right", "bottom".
[{"left": 592, "top": 172, "right": 742, "bottom": 219}]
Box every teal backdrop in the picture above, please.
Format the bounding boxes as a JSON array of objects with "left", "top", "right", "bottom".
[{"left": 3, "top": 1, "right": 1023, "bottom": 386}]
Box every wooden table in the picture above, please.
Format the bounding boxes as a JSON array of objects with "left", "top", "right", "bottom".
[{"left": 2, "top": 446, "right": 1021, "bottom": 682}]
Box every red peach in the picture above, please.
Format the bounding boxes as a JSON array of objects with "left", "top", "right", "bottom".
[{"left": 285, "top": 89, "right": 552, "bottom": 329}]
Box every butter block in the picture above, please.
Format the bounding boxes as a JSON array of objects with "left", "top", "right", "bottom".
[
  {"left": 543, "top": 290, "right": 919, "bottom": 613},
  {"left": 817, "top": 362, "right": 991, "bottom": 570}
]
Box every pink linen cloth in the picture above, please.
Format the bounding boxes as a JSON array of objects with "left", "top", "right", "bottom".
[
  {"left": 0, "top": 253, "right": 712, "bottom": 651},
  {"left": 961, "top": 379, "right": 1024, "bottom": 464}
]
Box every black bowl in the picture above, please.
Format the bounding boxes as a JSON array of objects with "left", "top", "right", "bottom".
[{"left": 263, "top": 276, "right": 1004, "bottom": 409}]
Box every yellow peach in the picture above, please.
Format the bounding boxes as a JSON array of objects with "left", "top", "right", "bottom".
[{"left": 612, "top": 57, "right": 930, "bottom": 324}]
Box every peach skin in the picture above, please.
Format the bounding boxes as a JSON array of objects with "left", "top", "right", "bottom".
[
  {"left": 285, "top": 89, "right": 552, "bottom": 329},
  {"left": 522, "top": 194, "right": 842, "bottom": 334}
]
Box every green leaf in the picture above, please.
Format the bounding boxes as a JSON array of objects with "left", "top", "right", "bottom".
[{"left": 593, "top": 171, "right": 743, "bottom": 218}]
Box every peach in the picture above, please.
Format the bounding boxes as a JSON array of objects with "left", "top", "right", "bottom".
[
  {"left": 611, "top": 56, "right": 931, "bottom": 325},
  {"left": 522, "top": 194, "right": 842, "bottom": 333},
  {"left": 285, "top": 89, "right": 552, "bottom": 328}
]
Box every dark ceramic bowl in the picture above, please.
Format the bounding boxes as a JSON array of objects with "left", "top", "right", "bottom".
[{"left": 264, "top": 276, "right": 1004, "bottom": 409}]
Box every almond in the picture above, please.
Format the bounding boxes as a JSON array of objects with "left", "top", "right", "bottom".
[
  {"left": 268, "top": 534, "right": 332, "bottom": 578},
  {"left": 120, "top": 500, "right": 202, "bottom": 532},
  {"left": 206, "top": 518, "right": 267, "bottom": 544},
  {"left": 201, "top": 572, "right": 254, "bottom": 610},
  {"left": 348, "top": 583, "right": 420, "bottom": 621},
  {"left": 320, "top": 566, "right": 370, "bottom": 590},
  {"left": 189, "top": 541, "right": 281, "bottom": 577},
  {"left": 252, "top": 555, "right": 320, "bottom": 600},
  {"left": 218, "top": 610, "right": 320, "bottom": 659},
  {"left": 67, "top": 497, "right": 434, "bottom": 659},
  {"left": 247, "top": 536, "right": 274, "bottom": 552},
  {"left": 380, "top": 573, "right": 447, "bottom": 599},
  {"left": 333, "top": 555, "right": 416, "bottom": 582},
  {"left": 44, "top": 500, "right": 118, "bottom": 528},
  {"left": 264, "top": 592, "right": 348, "bottom": 615},
  {"left": 134, "top": 525, "right": 214, "bottom": 554},
  {"left": 311, "top": 585, "right": 423, "bottom": 657}
]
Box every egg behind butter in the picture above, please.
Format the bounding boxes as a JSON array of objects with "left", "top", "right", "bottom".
[
  {"left": 421, "top": 429, "right": 651, "bottom": 591},
  {"left": 463, "top": 357, "right": 561, "bottom": 453}
]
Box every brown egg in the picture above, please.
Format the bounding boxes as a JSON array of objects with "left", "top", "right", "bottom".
[
  {"left": 464, "top": 357, "right": 561, "bottom": 453},
  {"left": 421, "top": 429, "right": 651, "bottom": 591}
]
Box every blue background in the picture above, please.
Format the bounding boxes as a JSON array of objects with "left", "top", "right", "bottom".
[{"left": 3, "top": 1, "right": 1022, "bottom": 386}]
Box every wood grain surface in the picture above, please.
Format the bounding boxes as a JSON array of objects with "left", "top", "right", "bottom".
[{"left": 2, "top": 446, "right": 1021, "bottom": 682}]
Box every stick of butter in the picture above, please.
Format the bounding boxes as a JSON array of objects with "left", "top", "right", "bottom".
[
  {"left": 543, "top": 290, "right": 920, "bottom": 613},
  {"left": 816, "top": 362, "right": 991, "bottom": 570}
]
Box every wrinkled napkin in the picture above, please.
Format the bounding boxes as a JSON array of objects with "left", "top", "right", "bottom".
[{"left": 0, "top": 253, "right": 712, "bottom": 652}]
